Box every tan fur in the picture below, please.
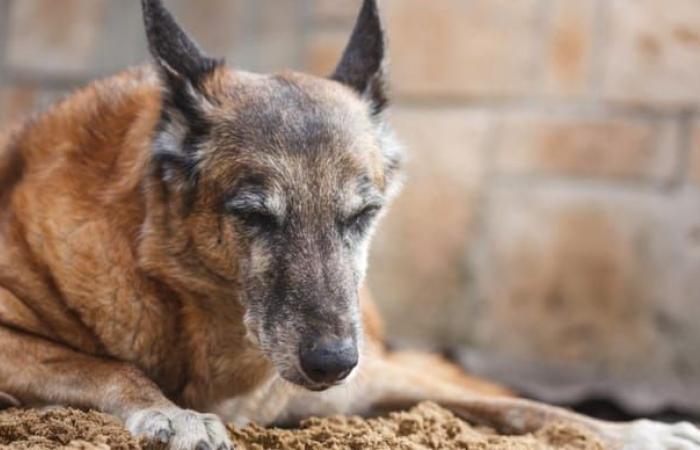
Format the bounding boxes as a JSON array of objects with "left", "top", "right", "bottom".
[
  {"left": 0, "top": 64, "right": 498, "bottom": 412},
  {"left": 1, "top": 66, "right": 698, "bottom": 450}
]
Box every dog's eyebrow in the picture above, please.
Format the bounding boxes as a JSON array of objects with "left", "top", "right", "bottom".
[
  {"left": 363, "top": 195, "right": 385, "bottom": 208},
  {"left": 226, "top": 189, "right": 267, "bottom": 210},
  {"left": 343, "top": 177, "right": 385, "bottom": 215},
  {"left": 225, "top": 186, "right": 286, "bottom": 218},
  {"left": 357, "top": 176, "right": 384, "bottom": 203},
  {"left": 225, "top": 175, "right": 271, "bottom": 206}
]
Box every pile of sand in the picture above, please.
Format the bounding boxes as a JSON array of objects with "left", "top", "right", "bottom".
[
  {"left": 0, "top": 402, "right": 604, "bottom": 450},
  {"left": 0, "top": 408, "right": 139, "bottom": 450}
]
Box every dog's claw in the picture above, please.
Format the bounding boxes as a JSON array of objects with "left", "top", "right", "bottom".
[
  {"left": 195, "top": 440, "right": 211, "bottom": 450},
  {"left": 126, "top": 407, "right": 233, "bottom": 450},
  {"left": 156, "top": 426, "right": 173, "bottom": 443}
]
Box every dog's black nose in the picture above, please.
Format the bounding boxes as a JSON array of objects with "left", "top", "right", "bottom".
[{"left": 299, "top": 338, "right": 358, "bottom": 385}]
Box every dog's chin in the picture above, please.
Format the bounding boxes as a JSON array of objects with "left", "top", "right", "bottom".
[{"left": 277, "top": 368, "right": 346, "bottom": 392}]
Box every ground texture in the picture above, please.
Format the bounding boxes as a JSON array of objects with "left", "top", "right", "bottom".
[{"left": 0, "top": 402, "right": 605, "bottom": 450}]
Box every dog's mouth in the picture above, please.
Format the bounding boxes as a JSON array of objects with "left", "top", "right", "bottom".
[
  {"left": 279, "top": 367, "right": 352, "bottom": 392},
  {"left": 243, "top": 331, "right": 344, "bottom": 391},
  {"left": 243, "top": 312, "right": 358, "bottom": 391}
]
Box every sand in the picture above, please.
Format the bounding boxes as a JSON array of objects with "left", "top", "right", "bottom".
[
  {"left": 0, "top": 408, "right": 139, "bottom": 450},
  {"left": 0, "top": 402, "right": 604, "bottom": 450}
]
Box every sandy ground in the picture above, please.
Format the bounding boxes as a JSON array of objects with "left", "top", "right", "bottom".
[{"left": 0, "top": 402, "right": 604, "bottom": 450}]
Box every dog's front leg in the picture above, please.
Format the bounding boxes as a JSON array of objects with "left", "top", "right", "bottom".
[
  {"left": 349, "top": 352, "right": 700, "bottom": 450},
  {"left": 0, "top": 325, "right": 232, "bottom": 450},
  {"left": 443, "top": 396, "right": 700, "bottom": 450}
]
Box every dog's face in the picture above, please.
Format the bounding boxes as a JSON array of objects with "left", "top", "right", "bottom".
[{"left": 142, "top": 0, "right": 402, "bottom": 391}]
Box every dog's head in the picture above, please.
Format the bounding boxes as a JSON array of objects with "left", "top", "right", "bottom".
[{"left": 141, "top": 0, "right": 402, "bottom": 391}]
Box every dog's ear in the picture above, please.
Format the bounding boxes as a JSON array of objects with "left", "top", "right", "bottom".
[
  {"left": 141, "top": 0, "right": 221, "bottom": 88},
  {"left": 332, "top": 0, "right": 388, "bottom": 115},
  {"left": 141, "top": 0, "right": 223, "bottom": 202}
]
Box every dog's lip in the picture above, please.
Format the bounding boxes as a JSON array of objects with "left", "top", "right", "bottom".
[
  {"left": 279, "top": 366, "right": 348, "bottom": 392},
  {"left": 290, "top": 378, "right": 341, "bottom": 392},
  {"left": 305, "top": 384, "right": 334, "bottom": 392}
]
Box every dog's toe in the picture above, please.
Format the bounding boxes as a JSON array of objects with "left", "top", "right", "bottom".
[
  {"left": 672, "top": 422, "right": 700, "bottom": 445},
  {"left": 617, "top": 419, "right": 700, "bottom": 450},
  {"left": 126, "top": 408, "right": 173, "bottom": 443},
  {"left": 126, "top": 407, "right": 233, "bottom": 450}
]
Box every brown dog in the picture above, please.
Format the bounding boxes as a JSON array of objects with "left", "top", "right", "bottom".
[{"left": 0, "top": 1, "right": 698, "bottom": 449}]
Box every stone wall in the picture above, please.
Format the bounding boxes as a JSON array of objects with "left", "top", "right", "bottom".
[{"left": 1, "top": 0, "right": 699, "bottom": 414}]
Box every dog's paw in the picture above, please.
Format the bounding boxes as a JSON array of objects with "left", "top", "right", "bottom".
[
  {"left": 616, "top": 419, "right": 700, "bottom": 450},
  {"left": 126, "top": 406, "right": 232, "bottom": 450}
]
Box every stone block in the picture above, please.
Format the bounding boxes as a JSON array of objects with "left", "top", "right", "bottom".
[
  {"left": 6, "top": 0, "right": 108, "bottom": 76},
  {"left": 369, "top": 108, "right": 492, "bottom": 344},
  {"left": 541, "top": 0, "right": 596, "bottom": 97},
  {"left": 384, "top": 0, "right": 541, "bottom": 99},
  {"left": 601, "top": 0, "right": 700, "bottom": 106},
  {"left": 691, "top": 118, "right": 700, "bottom": 186},
  {"left": 473, "top": 185, "right": 700, "bottom": 377},
  {"left": 495, "top": 112, "right": 678, "bottom": 182}
]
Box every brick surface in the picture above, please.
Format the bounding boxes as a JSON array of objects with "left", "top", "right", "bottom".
[
  {"left": 384, "top": 0, "right": 541, "bottom": 99},
  {"left": 541, "top": 0, "right": 596, "bottom": 97},
  {"left": 495, "top": 112, "right": 678, "bottom": 182},
  {"left": 602, "top": 0, "right": 700, "bottom": 106},
  {"left": 255, "top": 0, "right": 303, "bottom": 72},
  {"left": 0, "top": 86, "right": 38, "bottom": 131},
  {"left": 368, "top": 108, "right": 491, "bottom": 343},
  {"left": 168, "top": 0, "right": 302, "bottom": 73},
  {"left": 167, "top": 0, "right": 244, "bottom": 64},
  {"left": 6, "top": 0, "right": 108, "bottom": 76},
  {"left": 94, "top": 1, "right": 149, "bottom": 73},
  {"left": 474, "top": 186, "right": 700, "bottom": 372},
  {"left": 303, "top": 31, "right": 347, "bottom": 76},
  {"left": 0, "top": 0, "right": 9, "bottom": 70},
  {"left": 0, "top": 86, "right": 66, "bottom": 131},
  {"left": 2, "top": 0, "right": 700, "bottom": 410},
  {"left": 312, "top": 0, "right": 359, "bottom": 24},
  {"left": 692, "top": 119, "right": 700, "bottom": 186}
]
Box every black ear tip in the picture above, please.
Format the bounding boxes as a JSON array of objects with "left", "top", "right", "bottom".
[
  {"left": 364, "top": 0, "right": 383, "bottom": 28},
  {"left": 358, "top": 0, "right": 383, "bottom": 34},
  {"left": 331, "top": 0, "right": 388, "bottom": 113},
  {"left": 141, "top": 0, "right": 221, "bottom": 84},
  {"left": 141, "top": 0, "right": 173, "bottom": 49},
  {"left": 141, "top": 0, "right": 163, "bottom": 23},
  {"left": 366, "top": 0, "right": 381, "bottom": 16}
]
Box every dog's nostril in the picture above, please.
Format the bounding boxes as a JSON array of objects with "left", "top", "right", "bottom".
[{"left": 299, "top": 338, "right": 358, "bottom": 385}]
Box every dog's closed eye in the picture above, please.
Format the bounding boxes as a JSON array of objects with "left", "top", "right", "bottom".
[
  {"left": 225, "top": 194, "right": 281, "bottom": 231},
  {"left": 231, "top": 208, "right": 280, "bottom": 230},
  {"left": 339, "top": 204, "right": 381, "bottom": 234}
]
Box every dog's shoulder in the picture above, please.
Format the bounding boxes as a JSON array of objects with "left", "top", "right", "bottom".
[
  {"left": 13, "top": 65, "right": 161, "bottom": 180},
  {"left": 3, "top": 65, "right": 165, "bottom": 235},
  {"left": 0, "top": 65, "right": 179, "bottom": 360}
]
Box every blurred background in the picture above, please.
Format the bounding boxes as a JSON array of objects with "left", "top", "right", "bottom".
[{"left": 1, "top": 0, "right": 699, "bottom": 421}]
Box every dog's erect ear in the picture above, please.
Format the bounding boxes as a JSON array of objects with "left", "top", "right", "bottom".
[
  {"left": 141, "top": 0, "right": 221, "bottom": 88},
  {"left": 332, "top": 0, "right": 388, "bottom": 115},
  {"left": 142, "top": 0, "right": 223, "bottom": 200}
]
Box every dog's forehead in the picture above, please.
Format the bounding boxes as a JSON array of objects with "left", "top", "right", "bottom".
[
  {"left": 215, "top": 71, "right": 377, "bottom": 152},
  {"left": 205, "top": 70, "right": 385, "bottom": 191}
]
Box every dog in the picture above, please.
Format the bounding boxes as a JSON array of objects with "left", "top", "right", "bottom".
[{"left": 1, "top": 1, "right": 699, "bottom": 449}]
